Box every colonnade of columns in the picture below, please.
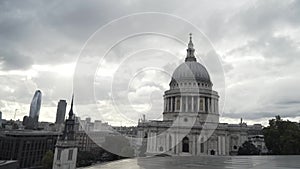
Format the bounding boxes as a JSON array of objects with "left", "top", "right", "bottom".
[{"left": 164, "top": 96, "right": 218, "bottom": 113}]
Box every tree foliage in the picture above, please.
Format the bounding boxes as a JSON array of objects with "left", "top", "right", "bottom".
[
  {"left": 76, "top": 151, "right": 95, "bottom": 167},
  {"left": 238, "top": 141, "right": 260, "bottom": 155},
  {"left": 76, "top": 136, "right": 135, "bottom": 167},
  {"left": 263, "top": 115, "right": 300, "bottom": 155},
  {"left": 101, "top": 135, "right": 135, "bottom": 159},
  {"left": 41, "top": 150, "right": 53, "bottom": 169}
]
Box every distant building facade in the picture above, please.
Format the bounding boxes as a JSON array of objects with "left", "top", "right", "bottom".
[
  {"left": 23, "top": 90, "right": 42, "bottom": 129},
  {"left": 29, "top": 90, "right": 42, "bottom": 127},
  {"left": 55, "top": 100, "right": 67, "bottom": 125},
  {"left": 0, "top": 130, "right": 60, "bottom": 168},
  {"left": 75, "top": 117, "right": 112, "bottom": 132},
  {"left": 137, "top": 35, "right": 265, "bottom": 156}
]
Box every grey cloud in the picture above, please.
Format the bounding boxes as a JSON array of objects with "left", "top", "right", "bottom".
[
  {"left": 1, "top": 0, "right": 300, "bottom": 124},
  {"left": 0, "top": 50, "right": 34, "bottom": 70}
]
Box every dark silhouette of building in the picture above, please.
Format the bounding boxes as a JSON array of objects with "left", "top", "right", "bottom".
[
  {"left": 55, "top": 100, "right": 67, "bottom": 124},
  {"left": 0, "top": 130, "right": 61, "bottom": 168}
]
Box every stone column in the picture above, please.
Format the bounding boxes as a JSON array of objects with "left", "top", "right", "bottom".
[
  {"left": 216, "top": 100, "right": 219, "bottom": 114},
  {"left": 164, "top": 98, "right": 166, "bottom": 111},
  {"left": 174, "top": 97, "right": 177, "bottom": 111},
  {"left": 154, "top": 133, "right": 157, "bottom": 153},
  {"left": 193, "top": 135, "right": 197, "bottom": 155},
  {"left": 185, "top": 96, "right": 188, "bottom": 112},
  {"left": 167, "top": 97, "right": 170, "bottom": 112},
  {"left": 222, "top": 136, "right": 226, "bottom": 155},
  {"left": 211, "top": 99, "right": 214, "bottom": 114},
  {"left": 197, "top": 97, "right": 200, "bottom": 112},
  {"left": 170, "top": 97, "right": 173, "bottom": 112},
  {"left": 218, "top": 136, "right": 221, "bottom": 155},
  {"left": 171, "top": 97, "right": 175, "bottom": 112},
  {"left": 147, "top": 133, "right": 151, "bottom": 152},
  {"left": 179, "top": 97, "right": 182, "bottom": 112},
  {"left": 191, "top": 96, "right": 194, "bottom": 112}
]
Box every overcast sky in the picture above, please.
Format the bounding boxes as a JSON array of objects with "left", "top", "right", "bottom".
[{"left": 0, "top": 0, "right": 300, "bottom": 126}]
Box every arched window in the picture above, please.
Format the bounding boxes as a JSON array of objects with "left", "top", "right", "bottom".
[
  {"left": 200, "top": 137, "right": 204, "bottom": 153},
  {"left": 169, "top": 135, "right": 172, "bottom": 151},
  {"left": 182, "top": 137, "right": 189, "bottom": 152}
]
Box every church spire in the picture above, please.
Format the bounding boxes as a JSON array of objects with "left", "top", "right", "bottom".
[
  {"left": 68, "top": 93, "right": 74, "bottom": 119},
  {"left": 185, "top": 33, "right": 197, "bottom": 62}
]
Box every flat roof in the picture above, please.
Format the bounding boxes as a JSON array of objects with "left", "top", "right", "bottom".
[{"left": 0, "top": 130, "right": 61, "bottom": 137}]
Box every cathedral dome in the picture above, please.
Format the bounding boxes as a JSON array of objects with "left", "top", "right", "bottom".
[
  {"left": 171, "top": 61, "right": 211, "bottom": 84},
  {"left": 170, "top": 34, "right": 212, "bottom": 86}
]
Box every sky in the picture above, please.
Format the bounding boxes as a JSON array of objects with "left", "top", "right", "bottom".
[{"left": 0, "top": 0, "right": 300, "bottom": 126}]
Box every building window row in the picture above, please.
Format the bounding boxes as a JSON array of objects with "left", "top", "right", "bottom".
[{"left": 170, "top": 82, "right": 211, "bottom": 89}]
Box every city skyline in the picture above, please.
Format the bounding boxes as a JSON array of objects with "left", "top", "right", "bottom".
[{"left": 0, "top": 0, "right": 300, "bottom": 126}]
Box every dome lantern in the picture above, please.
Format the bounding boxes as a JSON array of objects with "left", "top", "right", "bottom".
[{"left": 185, "top": 33, "right": 197, "bottom": 62}]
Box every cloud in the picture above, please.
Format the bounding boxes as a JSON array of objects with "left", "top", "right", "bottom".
[
  {"left": 0, "top": 0, "right": 299, "bottom": 125},
  {"left": 0, "top": 50, "right": 34, "bottom": 70}
]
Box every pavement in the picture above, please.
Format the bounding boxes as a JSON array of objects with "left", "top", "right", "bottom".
[{"left": 81, "top": 155, "right": 300, "bottom": 169}]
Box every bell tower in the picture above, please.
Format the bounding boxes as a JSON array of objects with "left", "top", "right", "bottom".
[{"left": 53, "top": 94, "right": 78, "bottom": 169}]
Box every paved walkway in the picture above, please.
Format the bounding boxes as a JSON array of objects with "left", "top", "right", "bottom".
[{"left": 82, "top": 155, "right": 300, "bottom": 169}]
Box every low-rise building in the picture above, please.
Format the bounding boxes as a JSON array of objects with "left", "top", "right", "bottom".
[{"left": 0, "top": 130, "right": 61, "bottom": 168}]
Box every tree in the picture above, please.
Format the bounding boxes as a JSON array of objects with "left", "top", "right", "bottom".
[
  {"left": 41, "top": 150, "right": 53, "bottom": 169},
  {"left": 76, "top": 151, "right": 95, "bottom": 167},
  {"left": 263, "top": 115, "right": 300, "bottom": 155},
  {"left": 238, "top": 141, "right": 260, "bottom": 155},
  {"left": 138, "top": 138, "right": 147, "bottom": 157},
  {"left": 101, "top": 135, "right": 135, "bottom": 160}
]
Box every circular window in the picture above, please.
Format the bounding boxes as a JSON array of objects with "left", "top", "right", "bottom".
[{"left": 184, "top": 118, "right": 188, "bottom": 122}]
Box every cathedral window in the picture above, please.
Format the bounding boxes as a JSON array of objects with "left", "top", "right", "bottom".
[
  {"left": 200, "top": 143, "right": 204, "bottom": 153},
  {"left": 182, "top": 137, "right": 189, "bottom": 152},
  {"left": 68, "top": 149, "right": 73, "bottom": 160},
  {"left": 57, "top": 149, "right": 62, "bottom": 160},
  {"left": 176, "top": 98, "right": 180, "bottom": 110},
  {"left": 200, "top": 137, "right": 204, "bottom": 153},
  {"left": 199, "top": 98, "right": 204, "bottom": 111}
]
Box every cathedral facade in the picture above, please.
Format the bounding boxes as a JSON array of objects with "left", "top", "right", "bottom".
[{"left": 137, "top": 35, "right": 264, "bottom": 156}]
